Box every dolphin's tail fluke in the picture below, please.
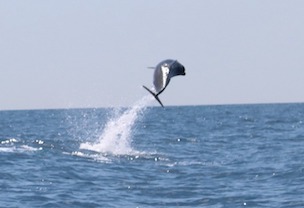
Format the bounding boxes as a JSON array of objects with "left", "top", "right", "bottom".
[{"left": 142, "top": 85, "right": 164, "bottom": 107}]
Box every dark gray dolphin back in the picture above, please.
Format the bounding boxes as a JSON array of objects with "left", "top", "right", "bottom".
[{"left": 168, "top": 60, "right": 186, "bottom": 78}]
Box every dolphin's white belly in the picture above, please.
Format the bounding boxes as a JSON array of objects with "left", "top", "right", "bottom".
[{"left": 153, "top": 65, "right": 169, "bottom": 93}]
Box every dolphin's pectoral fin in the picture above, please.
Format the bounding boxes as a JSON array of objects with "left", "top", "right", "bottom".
[{"left": 142, "top": 85, "right": 164, "bottom": 107}]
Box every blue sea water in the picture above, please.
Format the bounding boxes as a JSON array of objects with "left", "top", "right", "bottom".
[{"left": 1, "top": 96, "right": 304, "bottom": 207}]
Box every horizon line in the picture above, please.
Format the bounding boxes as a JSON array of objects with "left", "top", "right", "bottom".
[{"left": 1, "top": 101, "right": 303, "bottom": 112}]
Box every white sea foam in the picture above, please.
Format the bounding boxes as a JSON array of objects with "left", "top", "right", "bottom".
[
  {"left": 69, "top": 151, "right": 110, "bottom": 162},
  {"left": 1, "top": 137, "right": 44, "bottom": 153},
  {"left": 20, "top": 145, "right": 42, "bottom": 152},
  {"left": 1, "top": 138, "right": 18, "bottom": 144},
  {"left": 80, "top": 95, "right": 153, "bottom": 155},
  {"left": 0, "top": 145, "right": 42, "bottom": 153},
  {"left": 0, "top": 147, "right": 16, "bottom": 153}
]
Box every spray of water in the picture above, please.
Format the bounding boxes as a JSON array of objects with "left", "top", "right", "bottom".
[{"left": 80, "top": 95, "right": 153, "bottom": 155}]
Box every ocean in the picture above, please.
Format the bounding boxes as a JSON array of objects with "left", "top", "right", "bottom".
[{"left": 1, "top": 96, "right": 304, "bottom": 207}]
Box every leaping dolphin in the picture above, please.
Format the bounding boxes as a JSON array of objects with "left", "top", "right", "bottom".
[{"left": 143, "top": 59, "right": 186, "bottom": 107}]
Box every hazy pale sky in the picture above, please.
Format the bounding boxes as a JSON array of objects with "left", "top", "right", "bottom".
[{"left": 1, "top": 1, "right": 303, "bottom": 110}]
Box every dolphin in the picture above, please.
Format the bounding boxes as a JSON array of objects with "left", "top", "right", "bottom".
[{"left": 143, "top": 59, "right": 186, "bottom": 107}]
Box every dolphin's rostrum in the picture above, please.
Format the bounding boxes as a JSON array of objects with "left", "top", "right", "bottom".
[{"left": 143, "top": 59, "right": 186, "bottom": 107}]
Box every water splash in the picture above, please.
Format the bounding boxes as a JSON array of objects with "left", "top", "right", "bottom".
[{"left": 80, "top": 95, "right": 153, "bottom": 155}]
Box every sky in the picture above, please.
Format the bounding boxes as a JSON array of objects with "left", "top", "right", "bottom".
[{"left": 1, "top": 0, "right": 304, "bottom": 110}]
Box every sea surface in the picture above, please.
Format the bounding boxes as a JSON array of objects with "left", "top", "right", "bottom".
[{"left": 1, "top": 96, "right": 304, "bottom": 207}]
